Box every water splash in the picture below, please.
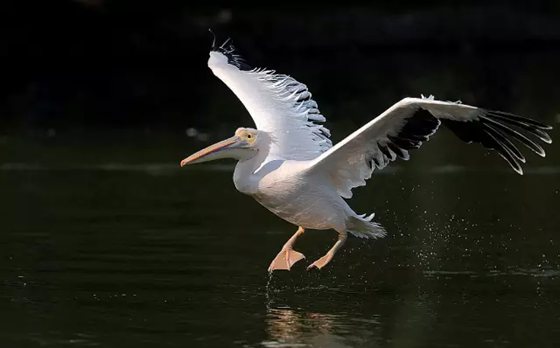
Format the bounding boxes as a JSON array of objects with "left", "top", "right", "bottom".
[{"left": 265, "top": 271, "right": 274, "bottom": 307}]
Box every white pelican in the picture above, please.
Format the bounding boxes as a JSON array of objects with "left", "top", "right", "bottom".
[{"left": 180, "top": 38, "right": 552, "bottom": 272}]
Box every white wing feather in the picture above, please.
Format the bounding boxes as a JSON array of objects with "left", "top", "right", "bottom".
[
  {"left": 307, "top": 97, "right": 552, "bottom": 199},
  {"left": 208, "top": 51, "right": 331, "bottom": 161}
]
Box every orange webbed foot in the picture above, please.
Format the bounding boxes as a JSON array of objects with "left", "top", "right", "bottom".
[{"left": 268, "top": 249, "right": 305, "bottom": 272}]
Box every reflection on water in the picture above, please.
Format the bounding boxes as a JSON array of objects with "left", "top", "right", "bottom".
[
  {"left": 265, "top": 307, "right": 337, "bottom": 347},
  {"left": 264, "top": 306, "right": 373, "bottom": 348}
]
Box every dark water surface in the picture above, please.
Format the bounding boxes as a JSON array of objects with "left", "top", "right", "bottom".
[{"left": 1, "top": 132, "right": 560, "bottom": 347}]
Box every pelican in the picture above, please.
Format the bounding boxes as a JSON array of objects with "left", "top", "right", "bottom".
[{"left": 180, "top": 38, "right": 552, "bottom": 272}]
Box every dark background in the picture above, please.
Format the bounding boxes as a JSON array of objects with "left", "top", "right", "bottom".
[
  {"left": 1, "top": 3, "right": 560, "bottom": 347},
  {"left": 2, "top": 0, "right": 560, "bottom": 133}
]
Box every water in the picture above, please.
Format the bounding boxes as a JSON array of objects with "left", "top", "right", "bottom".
[{"left": 1, "top": 131, "right": 559, "bottom": 347}]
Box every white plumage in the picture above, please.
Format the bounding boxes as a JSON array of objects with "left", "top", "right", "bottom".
[
  {"left": 181, "top": 39, "right": 552, "bottom": 272},
  {"left": 208, "top": 51, "right": 331, "bottom": 161}
]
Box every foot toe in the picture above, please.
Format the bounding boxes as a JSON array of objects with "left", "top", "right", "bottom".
[{"left": 306, "top": 254, "right": 333, "bottom": 270}]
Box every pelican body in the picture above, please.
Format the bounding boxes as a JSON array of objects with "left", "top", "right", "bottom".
[{"left": 181, "top": 38, "right": 552, "bottom": 272}]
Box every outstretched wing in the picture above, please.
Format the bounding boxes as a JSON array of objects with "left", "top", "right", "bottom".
[
  {"left": 307, "top": 97, "right": 552, "bottom": 198},
  {"left": 207, "top": 40, "right": 331, "bottom": 161}
]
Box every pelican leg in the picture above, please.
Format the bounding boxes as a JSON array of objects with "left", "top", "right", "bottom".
[
  {"left": 307, "top": 231, "right": 347, "bottom": 270},
  {"left": 268, "top": 226, "right": 306, "bottom": 272}
]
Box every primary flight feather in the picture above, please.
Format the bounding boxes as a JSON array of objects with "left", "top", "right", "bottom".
[{"left": 180, "top": 38, "right": 552, "bottom": 272}]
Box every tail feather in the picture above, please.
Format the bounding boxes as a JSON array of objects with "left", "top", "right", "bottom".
[{"left": 347, "top": 214, "right": 386, "bottom": 239}]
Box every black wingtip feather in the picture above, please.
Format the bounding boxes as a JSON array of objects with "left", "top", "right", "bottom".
[
  {"left": 479, "top": 115, "right": 546, "bottom": 157},
  {"left": 490, "top": 110, "right": 552, "bottom": 130},
  {"left": 442, "top": 108, "right": 551, "bottom": 174},
  {"left": 210, "top": 36, "right": 252, "bottom": 71},
  {"left": 482, "top": 123, "right": 526, "bottom": 163},
  {"left": 488, "top": 111, "right": 552, "bottom": 143},
  {"left": 483, "top": 129, "right": 524, "bottom": 174}
]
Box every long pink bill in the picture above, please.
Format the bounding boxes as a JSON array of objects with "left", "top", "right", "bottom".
[{"left": 180, "top": 136, "right": 237, "bottom": 167}]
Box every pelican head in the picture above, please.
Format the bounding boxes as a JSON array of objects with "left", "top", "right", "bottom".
[{"left": 180, "top": 128, "right": 260, "bottom": 166}]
